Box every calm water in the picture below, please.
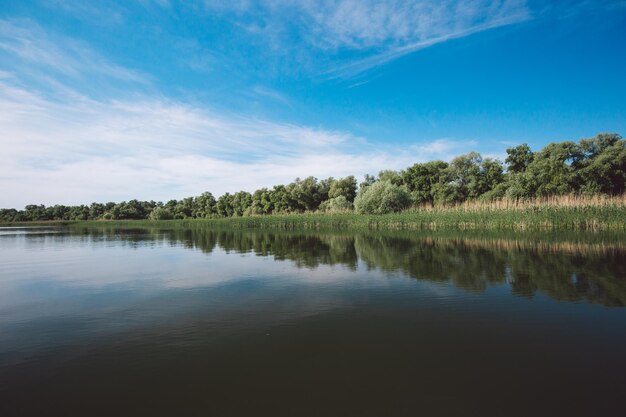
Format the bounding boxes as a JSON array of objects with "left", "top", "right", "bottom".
[{"left": 0, "top": 226, "right": 625, "bottom": 416}]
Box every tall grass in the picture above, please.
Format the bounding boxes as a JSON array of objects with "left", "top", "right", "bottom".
[
  {"left": 5, "top": 195, "right": 624, "bottom": 231},
  {"left": 58, "top": 195, "right": 626, "bottom": 231},
  {"left": 415, "top": 194, "right": 626, "bottom": 212}
]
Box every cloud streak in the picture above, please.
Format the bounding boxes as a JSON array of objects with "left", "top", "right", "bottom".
[
  {"left": 206, "top": 0, "right": 530, "bottom": 77},
  {"left": 0, "top": 76, "right": 479, "bottom": 207},
  {"left": 326, "top": 9, "right": 530, "bottom": 78},
  {"left": 0, "top": 8, "right": 493, "bottom": 208},
  {"left": 0, "top": 19, "right": 148, "bottom": 93}
]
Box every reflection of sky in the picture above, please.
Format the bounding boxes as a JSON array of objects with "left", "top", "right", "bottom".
[
  {"left": 0, "top": 229, "right": 398, "bottom": 298},
  {"left": 2, "top": 228, "right": 624, "bottom": 371},
  {"left": 0, "top": 229, "right": 439, "bottom": 365}
]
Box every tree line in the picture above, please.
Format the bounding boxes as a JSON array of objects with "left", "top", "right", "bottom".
[{"left": 1, "top": 132, "right": 624, "bottom": 222}]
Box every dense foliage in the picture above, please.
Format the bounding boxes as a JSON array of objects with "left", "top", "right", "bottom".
[
  {"left": 2, "top": 133, "right": 624, "bottom": 222},
  {"left": 354, "top": 180, "right": 411, "bottom": 214}
]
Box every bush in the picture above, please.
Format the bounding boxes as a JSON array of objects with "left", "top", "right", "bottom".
[
  {"left": 243, "top": 206, "right": 264, "bottom": 216},
  {"left": 432, "top": 183, "right": 464, "bottom": 206},
  {"left": 149, "top": 207, "right": 174, "bottom": 220},
  {"left": 320, "top": 196, "right": 353, "bottom": 213},
  {"left": 354, "top": 180, "right": 411, "bottom": 214},
  {"left": 478, "top": 183, "right": 508, "bottom": 202}
]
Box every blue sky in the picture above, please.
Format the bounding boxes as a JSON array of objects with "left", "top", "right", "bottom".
[{"left": 1, "top": 0, "right": 625, "bottom": 207}]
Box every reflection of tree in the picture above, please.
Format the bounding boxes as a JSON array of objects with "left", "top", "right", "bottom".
[
  {"left": 214, "top": 231, "right": 358, "bottom": 269},
  {"left": 356, "top": 236, "right": 505, "bottom": 292},
  {"left": 75, "top": 226, "right": 626, "bottom": 307},
  {"left": 355, "top": 235, "right": 626, "bottom": 306},
  {"left": 74, "top": 227, "right": 359, "bottom": 270}
]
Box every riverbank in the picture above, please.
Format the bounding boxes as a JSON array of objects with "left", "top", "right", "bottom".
[{"left": 3, "top": 195, "right": 625, "bottom": 231}]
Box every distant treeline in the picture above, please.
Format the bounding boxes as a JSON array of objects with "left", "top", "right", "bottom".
[{"left": 2, "top": 132, "right": 624, "bottom": 222}]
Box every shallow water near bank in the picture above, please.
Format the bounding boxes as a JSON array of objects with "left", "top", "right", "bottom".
[{"left": 0, "top": 226, "right": 625, "bottom": 416}]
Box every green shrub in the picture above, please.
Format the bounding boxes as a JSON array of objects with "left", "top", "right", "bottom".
[
  {"left": 320, "top": 196, "right": 353, "bottom": 213},
  {"left": 354, "top": 180, "right": 411, "bottom": 214},
  {"left": 149, "top": 207, "right": 174, "bottom": 220}
]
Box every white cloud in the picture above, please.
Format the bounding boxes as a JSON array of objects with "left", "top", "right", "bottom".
[
  {"left": 326, "top": 11, "right": 528, "bottom": 78},
  {"left": 0, "top": 77, "right": 478, "bottom": 208},
  {"left": 300, "top": 0, "right": 527, "bottom": 50},
  {"left": 0, "top": 12, "right": 487, "bottom": 208},
  {"left": 411, "top": 138, "right": 477, "bottom": 156},
  {"left": 206, "top": 0, "right": 530, "bottom": 77},
  {"left": 0, "top": 19, "right": 147, "bottom": 85},
  {"left": 252, "top": 85, "right": 292, "bottom": 107},
  {"left": 41, "top": 0, "right": 126, "bottom": 25}
]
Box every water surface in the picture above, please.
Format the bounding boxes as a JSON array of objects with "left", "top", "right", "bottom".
[{"left": 1, "top": 226, "right": 625, "bottom": 416}]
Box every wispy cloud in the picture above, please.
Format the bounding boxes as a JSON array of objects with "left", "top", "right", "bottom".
[
  {"left": 299, "top": 0, "right": 528, "bottom": 51},
  {"left": 0, "top": 75, "right": 478, "bottom": 207},
  {"left": 411, "top": 138, "right": 478, "bottom": 156},
  {"left": 41, "top": 0, "right": 126, "bottom": 26},
  {"left": 0, "top": 11, "right": 489, "bottom": 208},
  {"left": 0, "top": 19, "right": 148, "bottom": 87},
  {"left": 326, "top": 9, "right": 530, "bottom": 78},
  {"left": 206, "top": 0, "right": 530, "bottom": 77},
  {"left": 252, "top": 85, "right": 292, "bottom": 107}
]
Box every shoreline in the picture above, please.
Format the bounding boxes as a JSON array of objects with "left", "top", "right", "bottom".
[{"left": 3, "top": 205, "right": 626, "bottom": 231}]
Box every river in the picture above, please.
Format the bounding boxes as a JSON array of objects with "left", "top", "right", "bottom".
[{"left": 1, "top": 226, "right": 624, "bottom": 416}]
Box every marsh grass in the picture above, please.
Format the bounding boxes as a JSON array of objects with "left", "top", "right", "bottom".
[
  {"left": 4, "top": 195, "right": 623, "bottom": 230},
  {"left": 56, "top": 195, "right": 626, "bottom": 231},
  {"left": 415, "top": 194, "right": 626, "bottom": 212}
]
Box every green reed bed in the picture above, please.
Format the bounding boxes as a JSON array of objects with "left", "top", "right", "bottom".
[
  {"left": 0, "top": 220, "right": 75, "bottom": 227},
  {"left": 64, "top": 203, "right": 626, "bottom": 231}
]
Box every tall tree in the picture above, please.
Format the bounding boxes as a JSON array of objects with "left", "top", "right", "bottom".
[
  {"left": 328, "top": 176, "right": 358, "bottom": 202},
  {"left": 505, "top": 144, "right": 534, "bottom": 173}
]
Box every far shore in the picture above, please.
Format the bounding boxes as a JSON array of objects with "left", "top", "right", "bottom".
[{"left": 3, "top": 201, "right": 625, "bottom": 231}]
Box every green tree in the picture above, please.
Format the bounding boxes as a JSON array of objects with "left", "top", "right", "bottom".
[
  {"left": 68, "top": 204, "right": 90, "bottom": 220},
  {"left": 328, "top": 176, "right": 358, "bottom": 202},
  {"left": 231, "top": 191, "right": 252, "bottom": 216},
  {"left": 250, "top": 188, "right": 274, "bottom": 214},
  {"left": 507, "top": 141, "right": 581, "bottom": 198},
  {"left": 269, "top": 185, "right": 293, "bottom": 213},
  {"left": 88, "top": 203, "right": 106, "bottom": 219},
  {"left": 149, "top": 206, "right": 174, "bottom": 220},
  {"left": 575, "top": 133, "right": 626, "bottom": 194},
  {"left": 505, "top": 144, "right": 534, "bottom": 173},
  {"left": 0, "top": 209, "right": 19, "bottom": 222},
  {"left": 475, "top": 158, "right": 505, "bottom": 197},
  {"left": 440, "top": 152, "right": 499, "bottom": 201},
  {"left": 47, "top": 205, "right": 70, "bottom": 220},
  {"left": 216, "top": 193, "right": 234, "bottom": 217},
  {"left": 319, "top": 195, "right": 353, "bottom": 212},
  {"left": 432, "top": 182, "right": 465, "bottom": 205},
  {"left": 24, "top": 204, "right": 48, "bottom": 221},
  {"left": 354, "top": 180, "right": 411, "bottom": 214},
  {"left": 174, "top": 197, "right": 195, "bottom": 219},
  {"left": 288, "top": 177, "right": 326, "bottom": 211},
  {"left": 378, "top": 170, "right": 403, "bottom": 186},
  {"left": 402, "top": 160, "right": 449, "bottom": 204},
  {"left": 193, "top": 192, "right": 216, "bottom": 218},
  {"left": 359, "top": 174, "right": 376, "bottom": 190}
]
